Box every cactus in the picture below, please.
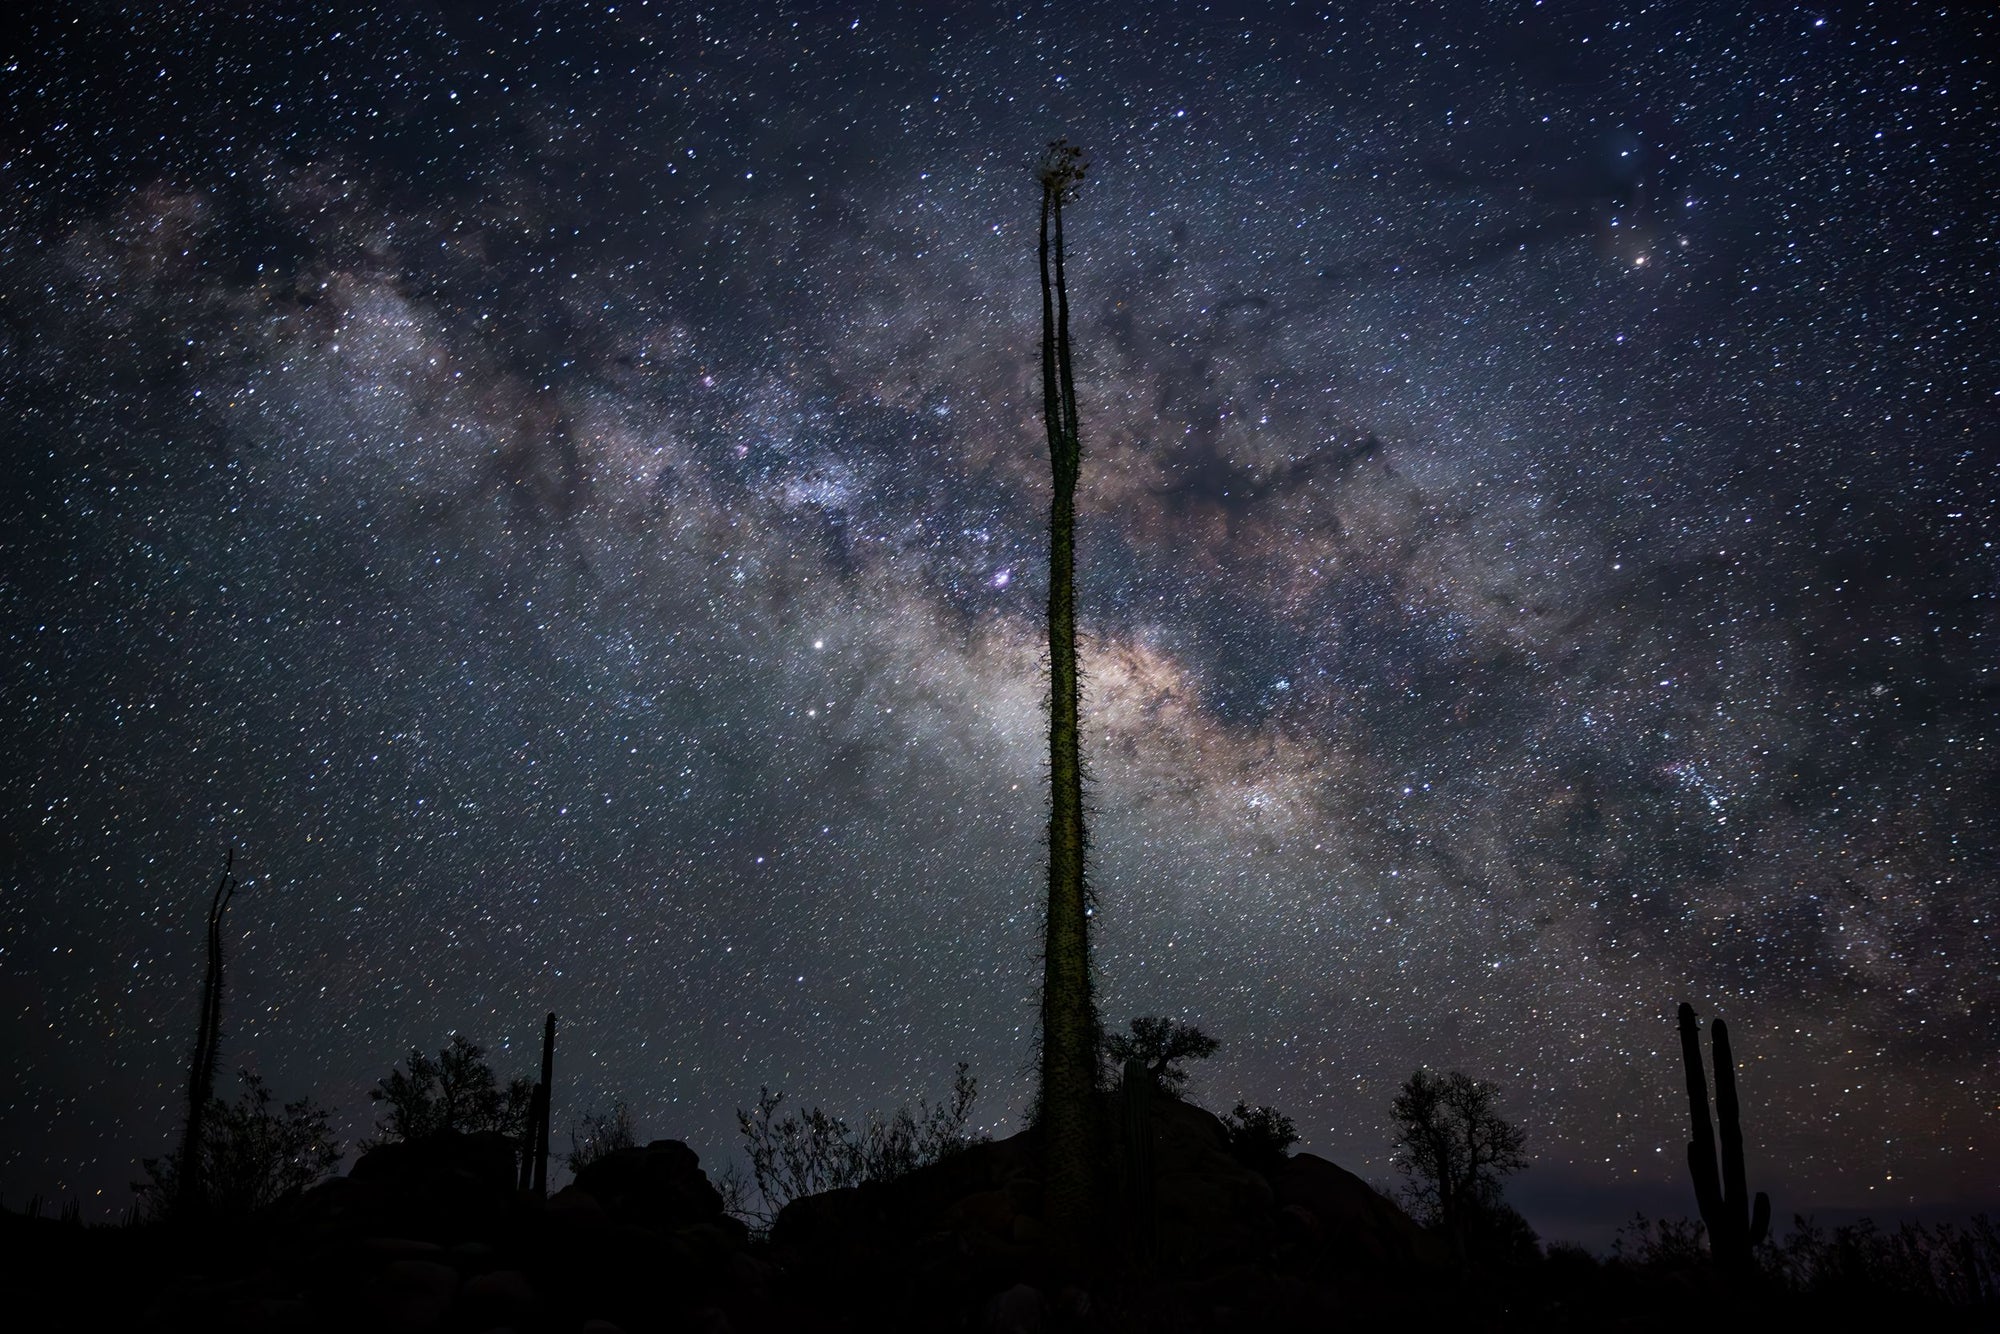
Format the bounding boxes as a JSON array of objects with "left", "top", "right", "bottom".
[
  {"left": 1035, "top": 135, "right": 1101, "bottom": 1242},
  {"left": 1119, "top": 1058, "right": 1157, "bottom": 1263},
  {"left": 1677, "top": 1002, "right": 1770, "bottom": 1271},
  {"left": 175, "top": 846, "right": 239, "bottom": 1218}
]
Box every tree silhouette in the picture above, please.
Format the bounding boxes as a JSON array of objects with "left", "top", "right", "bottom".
[
  {"left": 1221, "top": 1102, "right": 1299, "bottom": 1173},
  {"left": 1103, "top": 1016, "right": 1220, "bottom": 1095},
  {"left": 140, "top": 1070, "right": 340, "bottom": 1220},
  {"left": 1034, "top": 135, "right": 1099, "bottom": 1243},
  {"left": 173, "top": 846, "right": 238, "bottom": 1218},
  {"left": 367, "top": 1035, "right": 535, "bottom": 1145},
  {"left": 1390, "top": 1067, "right": 1529, "bottom": 1264}
]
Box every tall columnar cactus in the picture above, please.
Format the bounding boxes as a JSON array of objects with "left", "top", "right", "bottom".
[
  {"left": 1035, "top": 136, "right": 1100, "bottom": 1243},
  {"left": 1119, "top": 1059, "right": 1157, "bottom": 1264},
  {"left": 1677, "top": 1002, "right": 1770, "bottom": 1271},
  {"left": 175, "top": 846, "right": 238, "bottom": 1219}
]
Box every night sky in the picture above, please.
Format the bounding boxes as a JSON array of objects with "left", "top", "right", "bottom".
[{"left": 3, "top": 2, "right": 1993, "bottom": 1241}]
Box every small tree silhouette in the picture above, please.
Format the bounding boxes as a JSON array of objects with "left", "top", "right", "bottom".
[
  {"left": 1221, "top": 1102, "right": 1299, "bottom": 1173},
  {"left": 140, "top": 1070, "right": 340, "bottom": 1220},
  {"left": 1103, "top": 1016, "right": 1220, "bottom": 1095},
  {"left": 367, "top": 1035, "right": 535, "bottom": 1145},
  {"left": 1390, "top": 1068, "right": 1529, "bottom": 1264}
]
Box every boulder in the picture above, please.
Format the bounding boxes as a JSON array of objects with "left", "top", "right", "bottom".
[
  {"left": 769, "top": 1182, "right": 894, "bottom": 1259},
  {"left": 1142, "top": 1093, "right": 1233, "bottom": 1164},
  {"left": 1154, "top": 1162, "right": 1274, "bottom": 1268},
  {"left": 572, "top": 1139, "right": 729, "bottom": 1233},
  {"left": 343, "top": 1131, "right": 521, "bottom": 1240},
  {"left": 461, "top": 1268, "right": 538, "bottom": 1325},
  {"left": 278, "top": 1174, "right": 401, "bottom": 1244},
  {"left": 1267, "top": 1153, "right": 1442, "bottom": 1270},
  {"left": 282, "top": 1132, "right": 520, "bottom": 1251},
  {"left": 545, "top": 1183, "right": 608, "bottom": 1227},
  {"left": 943, "top": 1188, "right": 1020, "bottom": 1252},
  {"left": 1110, "top": 1091, "right": 1278, "bottom": 1269},
  {"left": 768, "top": 1130, "right": 1035, "bottom": 1257},
  {"left": 349, "top": 1131, "right": 519, "bottom": 1198},
  {"left": 367, "top": 1257, "right": 460, "bottom": 1332},
  {"left": 982, "top": 1282, "right": 1046, "bottom": 1333},
  {"left": 750, "top": 1095, "right": 1445, "bottom": 1323}
]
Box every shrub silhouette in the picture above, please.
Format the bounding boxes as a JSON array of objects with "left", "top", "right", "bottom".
[
  {"left": 139, "top": 1070, "right": 340, "bottom": 1220},
  {"left": 1221, "top": 1101, "right": 1298, "bottom": 1172},
  {"left": 368, "top": 1035, "right": 534, "bottom": 1145},
  {"left": 1773, "top": 1213, "right": 1999, "bottom": 1308},
  {"left": 734, "top": 1062, "right": 979, "bottom": 1223},
  {"left": 565, "top": 1100, "right": 638, "bottom": 1174}
]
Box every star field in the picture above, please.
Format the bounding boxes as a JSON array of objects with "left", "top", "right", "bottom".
[{"left": 1, "top": 2, "right": 1993, "bottom": 1239}]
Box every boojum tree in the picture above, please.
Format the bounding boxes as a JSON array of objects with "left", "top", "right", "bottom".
[
  {"left": 175, "top": 846, "right": 240, "bottom": 1219},
  {"left": 1034, "top": 136, "right": 1100, "bottom": 1242}
]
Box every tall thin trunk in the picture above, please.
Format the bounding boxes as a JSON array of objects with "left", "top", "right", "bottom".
[
  {"left": 532, "top": 1012, "right": 556, "bottom": 1199},
  {"left": 176, "top": 847, "right": 237, "bottom": 1218},
  {"left": 1038, "top": 160, "right": 1098, "bottom": 1244}
]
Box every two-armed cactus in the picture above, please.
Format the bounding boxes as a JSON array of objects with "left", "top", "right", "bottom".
[{"left": 1677, "top": 1001, "right": 1770, "bottom": 1271}]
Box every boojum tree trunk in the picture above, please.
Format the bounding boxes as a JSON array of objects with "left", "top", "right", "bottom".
[
  {"left": 176, "top": 847, "right": 238, "bottom": 1219},
  {"left": 532, "top": 1011, "right": 555, "bottom": 1200},
  {"left": 1035, "top": 138, "right": 1099, "bottom": 1245}
]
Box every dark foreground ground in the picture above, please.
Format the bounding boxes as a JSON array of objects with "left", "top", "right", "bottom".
[{"left": 4, "top": 1096, "right": 1991, "bottom": 1332}]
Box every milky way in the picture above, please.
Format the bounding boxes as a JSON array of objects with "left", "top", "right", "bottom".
[{"left": 2, "top": 3, "right": 1993, "bottom": 1238}]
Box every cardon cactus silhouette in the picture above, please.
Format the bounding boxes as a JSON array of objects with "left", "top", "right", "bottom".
[
  {"left": 1119, "top": 1058, "right": 1157, "bottom": 1263},
  {"left": 1677, "top": 1002, "right": 1770, "bottom": 1271}
]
